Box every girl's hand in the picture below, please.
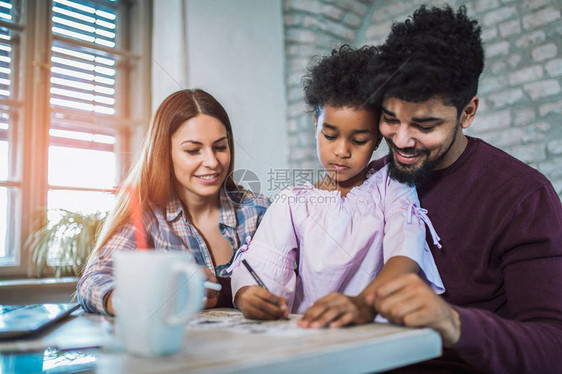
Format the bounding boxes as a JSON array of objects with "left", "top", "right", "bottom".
[
  {"left": 234, "top": 286, "right": 289, "bottom": 320},
  {"left": 298, "top": 292, "right": 374, "bottom": 328}
]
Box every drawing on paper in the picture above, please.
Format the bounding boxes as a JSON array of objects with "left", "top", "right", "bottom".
[{"left": 186, "top": 309, "right": 311, "bottom": 336}]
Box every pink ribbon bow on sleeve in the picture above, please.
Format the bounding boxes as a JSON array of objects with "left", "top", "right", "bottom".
[
  {"left": 407, "top": 202, "right": 442, "bottom": 249},
  {"left": 225, "top": 236, "right": 252, "bottom": 273}
]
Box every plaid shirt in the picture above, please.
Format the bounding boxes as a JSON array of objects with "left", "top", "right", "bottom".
[{"left": 77, "top": 188, "right": 269, "bottom": 315}]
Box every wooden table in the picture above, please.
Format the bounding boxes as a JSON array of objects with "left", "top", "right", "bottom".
[{"left": 0, "top": 309, "right": 441, "bottom": 373}]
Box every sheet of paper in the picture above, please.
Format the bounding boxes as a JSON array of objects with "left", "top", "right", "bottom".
[{"left": 186, "top": 309, "right": 312, "bottom": 337}]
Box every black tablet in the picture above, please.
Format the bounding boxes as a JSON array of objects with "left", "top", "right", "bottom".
[{"left": 0, "top": 303, "right": 80, "bottom": 340}]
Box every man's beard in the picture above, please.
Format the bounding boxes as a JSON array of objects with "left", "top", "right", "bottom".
[
  {"left": 385, "top": 117, "right": 462, "bottom": 187},
  {"left": 386, "top": 143, "right": 437, "bottom": 187},
  {"left": 386, "top": 123, "right": 459, "bottom": 187}
]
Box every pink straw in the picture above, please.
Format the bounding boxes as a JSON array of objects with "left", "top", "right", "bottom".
[{"left": 127, "top": 184, "right": 147, "bottom": 250}]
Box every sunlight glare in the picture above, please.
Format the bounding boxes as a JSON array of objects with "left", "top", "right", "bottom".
[
  {"left": 55, "top": 0, "right": 95, "bottom": 15},
  {"left": 51, "top": 56, "right": 94, "bottom": 71},
  {"left": 52, "top": 46, "right": 95, "bottom": 62},
  {"left": 52, "top": 27, "right": 95, "bottom": 43},
  {"left": 48, "top": 146, "right": 116, "bottom": 189},
  {"left": 95, "top": 10, "right": 116, "bottom": 21},
  {"left": 51, "top": 66, "right": 94, "bottom": 81},
  {"left": 53, "top": 6, "right": 95, "bottom": 23}
]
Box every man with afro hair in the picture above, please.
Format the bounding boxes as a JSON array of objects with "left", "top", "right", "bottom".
[{"left": 301, "top": 5, "right": 562, "bottom": 373}]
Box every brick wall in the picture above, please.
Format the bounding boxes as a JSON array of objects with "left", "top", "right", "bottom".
[
  {"left": 284, "top": 0, "right": 373, "bottom": 168},
  {"left": 283, "top": 0, "right": 562, "bottom": 198}
]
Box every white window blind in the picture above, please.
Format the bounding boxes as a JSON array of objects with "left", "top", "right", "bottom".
[
  {"left": 51, "top": 0, "right": 118, "bottom": 116},
  {"left": 47, "top": 0, "right": 131, "bottom": 218},
  {"left": 49, "top": 0, "right": 120, "bottom": 162}
]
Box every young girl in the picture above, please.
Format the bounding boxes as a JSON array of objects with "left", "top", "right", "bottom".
[
  {"left": 77, "top": 89, "right": 269, "bottom": 315},
  {"left": 229, "top": 45, "right": 444, "bottom": 323}
]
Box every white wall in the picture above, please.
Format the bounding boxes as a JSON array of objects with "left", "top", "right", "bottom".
[
  {"left": 151, "top": 0, "right": 189, "bottom": 108},
  {"left": 152, "top": 0, "right": 288, "bottom": 197}
]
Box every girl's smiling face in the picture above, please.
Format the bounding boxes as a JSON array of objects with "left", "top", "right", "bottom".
[{"left": 315, "top": 105, "right": 381, "bottom": 193}]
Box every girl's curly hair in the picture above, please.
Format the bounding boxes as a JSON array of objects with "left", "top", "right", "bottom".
[{"left": 303, "top": 44, "right": 380, "bottom": 118}]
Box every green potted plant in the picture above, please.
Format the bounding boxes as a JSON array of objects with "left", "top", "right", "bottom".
[{"left": 26, "top": 209, "right": 107, "bottom": 277}]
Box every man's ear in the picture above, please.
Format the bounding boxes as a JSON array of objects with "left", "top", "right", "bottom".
[{"left": 460, "top": 96, "right": 479, "bottom": 130}]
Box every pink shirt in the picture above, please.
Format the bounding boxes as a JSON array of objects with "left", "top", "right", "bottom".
[{"left": 230, "top": 165, "right": 444, "bottom": 314}]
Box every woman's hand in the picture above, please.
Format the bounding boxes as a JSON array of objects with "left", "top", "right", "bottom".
[
  {"left": 298, "top": 292, "right": 374, "bottom": 328},
  {"left": 201, "top": 267, "right": 221, "bottom": 309},
  {"left": 234, "top": 286, "right": 289, "bottom": 320},
  {"left": 104, "top": 290, "right": 115, "bottom": 315}
]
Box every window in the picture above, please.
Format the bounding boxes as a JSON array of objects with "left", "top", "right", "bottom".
[
  {"left": 0, "top": 0, "right": 24, "bottom": 270},
  {"left": 0, "top": 0, "right": 151, "bottom": 277},
  {"left": 48, "top": 0, "right": 126, "bottom": 214}
]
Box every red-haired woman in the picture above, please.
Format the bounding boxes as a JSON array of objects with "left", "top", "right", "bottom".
[{"left": 77, "top": 89, "right": 269, "bottom": 315}]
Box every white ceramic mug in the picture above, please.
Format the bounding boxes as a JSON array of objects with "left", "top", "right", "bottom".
[{"left": 113, "top": 250, "right": 204, "bottom": 356}]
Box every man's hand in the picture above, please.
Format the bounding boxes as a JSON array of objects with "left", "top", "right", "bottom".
[
  {"left": 201, "top": 267, "right": 220, "bottom": 309},
  {"left": 370, "top": 273, "right": 461, "bottom": 347},
  {"left": 298, "top": 292, "right": 375, "bottom": 329},
  {"left": 234, "top": 286, "right": 289, "bottom": 320}
]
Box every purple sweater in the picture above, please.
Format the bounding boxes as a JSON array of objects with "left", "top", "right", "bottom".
[{"left": 381, "top": 137, "right": 562, "bottom": 373}]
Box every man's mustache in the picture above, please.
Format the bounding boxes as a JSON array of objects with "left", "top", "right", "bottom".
[{"left": 385, "top": 138, "right": 430, "bottom": 157}]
